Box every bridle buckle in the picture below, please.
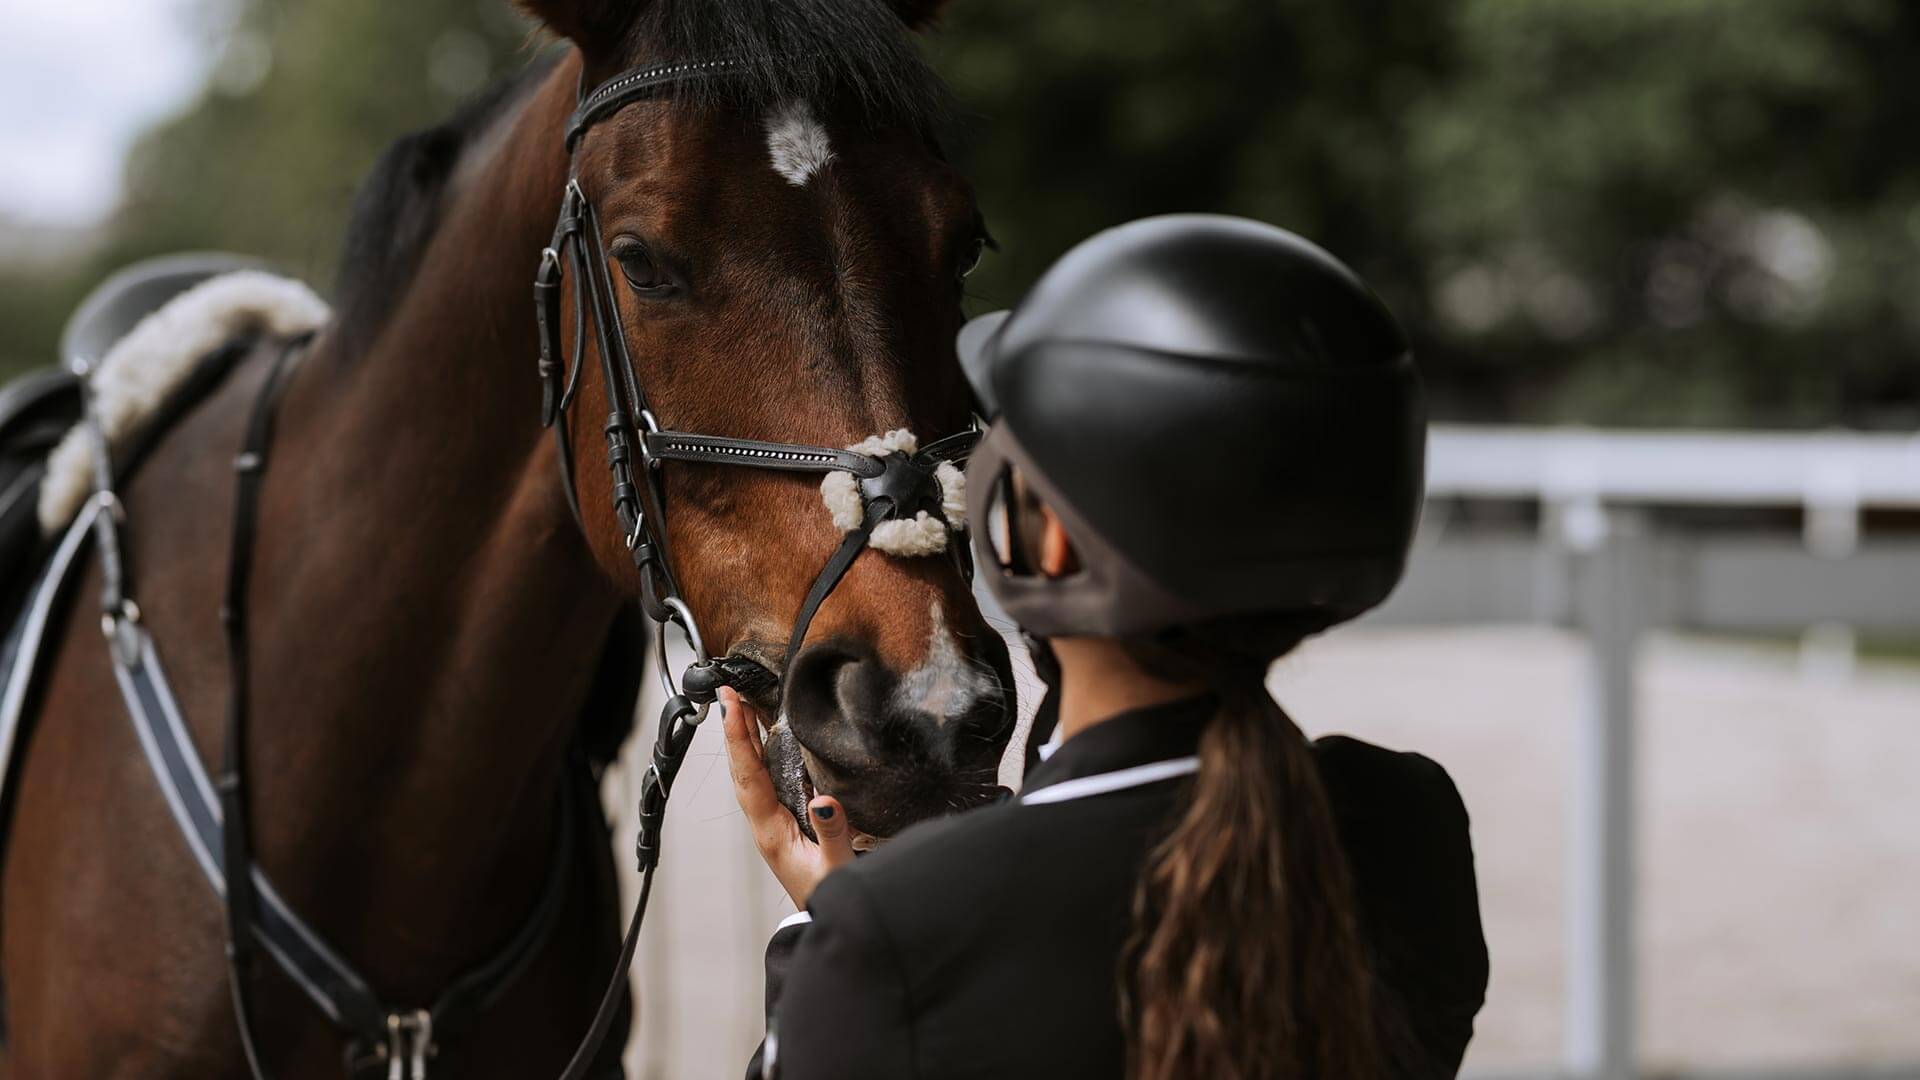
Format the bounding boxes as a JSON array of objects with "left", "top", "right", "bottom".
[{"left": 637, "top": 409, "right": 663, "bottom": 470}]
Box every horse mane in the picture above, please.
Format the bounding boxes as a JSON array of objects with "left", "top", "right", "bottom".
[
  {"left": 331, "top": 0, "right": 949, "bottom": 355},
  {"left": 624, "top": 0, "right": 951, "bottom": 127},
  {"left": 332, "top": 56, "right": 558, "bottom": 354}
]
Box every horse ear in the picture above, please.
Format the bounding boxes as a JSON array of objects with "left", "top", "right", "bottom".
[
  {"left": 516, "top": 0, "right": 639, "bottom": 50},
  {"left": 891, "top": 0, "right": 954, "bottom": 31}
]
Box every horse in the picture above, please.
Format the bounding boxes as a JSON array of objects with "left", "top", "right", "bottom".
[{"left": 0, "top": 0, "right": 1012, "bottom": 1074}]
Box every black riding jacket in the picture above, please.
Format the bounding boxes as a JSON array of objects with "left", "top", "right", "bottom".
[{"left": 748, "top": 695, "right": 1489, "bottom": 1079}]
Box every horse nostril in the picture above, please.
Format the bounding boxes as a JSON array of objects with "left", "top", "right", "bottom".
[
  {"left": 785, "top": 636, "right": 1015, "bottom": 775},
  {"left": 781, "top": 637, "right": 1018, "bottom": 835},
  {"left": 783, "top": 642, "right": 880, "bottom": 764}
]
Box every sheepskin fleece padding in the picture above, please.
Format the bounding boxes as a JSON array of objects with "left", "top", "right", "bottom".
[
  {"left": 818, "top": 429, "right": 967, "bottom": 557},
  {"left": 38, "top": 271, "right": 330, "bottom": 533}
]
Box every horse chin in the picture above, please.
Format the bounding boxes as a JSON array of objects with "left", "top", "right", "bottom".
[
  {"left": 762, "top": 719, "right": 874, "bottom": 845},
  {"left": 761, "top": 717, "right": 815, "bottom": 834}
]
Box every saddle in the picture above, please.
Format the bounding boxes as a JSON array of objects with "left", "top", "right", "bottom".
[
  {"left": 1, "top": 253, "right": 268, "bottom": 605},
  {"left": 0, "top": 369, "right": 78, "bottom": 615},
  {"left": 0, "top": 253, "right": 285, "bottom": 798}
]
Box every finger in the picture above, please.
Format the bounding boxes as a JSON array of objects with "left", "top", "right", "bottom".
[
  {"left": 808, "top": 797, "right": 855, "bottom": 872},
  {"left": 743, "top": 696, "right": 766, "bottom": 758},
  {"left": 721, "top": 685, "right": 767, "bottom": 758},
  {"left": 721, "top": 688, "right": 786, "bottom": 826}
]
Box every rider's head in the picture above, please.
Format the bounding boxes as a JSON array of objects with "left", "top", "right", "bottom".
[
  {"left": 959, "top": 213, "right": 1424, "bottom": 659},
  {"left": 957, "top": 214, "right": 1426, "bottom": 1078}
]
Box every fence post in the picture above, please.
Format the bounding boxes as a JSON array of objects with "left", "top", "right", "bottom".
[{"left": 1565, "top": 505, "right": 1644, "bottom": 1080}]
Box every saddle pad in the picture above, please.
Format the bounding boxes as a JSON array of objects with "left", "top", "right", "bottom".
[{"left": 39, "top": 270, "right": 327, "bottom": 534}]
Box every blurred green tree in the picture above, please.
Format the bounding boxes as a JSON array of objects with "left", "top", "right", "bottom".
[
  {"left": 3, "top": 0, "right": 1915, "bottom": 428},
  {"left": 933, "top": 0, "right": 1920, "bottom": 427}
]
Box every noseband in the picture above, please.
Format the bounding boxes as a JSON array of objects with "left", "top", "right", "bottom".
[{"left": 530, "top": 56, "right": 980, "bottom": 1079}]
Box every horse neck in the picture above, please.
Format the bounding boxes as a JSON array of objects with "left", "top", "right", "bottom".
[{"left": 251, "top": 62, "right": 618, "bottom": 924}]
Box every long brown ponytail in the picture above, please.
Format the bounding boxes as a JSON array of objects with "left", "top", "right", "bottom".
[{"left": 1121, "top": 639, "right": 1380, "bottom": 1079}]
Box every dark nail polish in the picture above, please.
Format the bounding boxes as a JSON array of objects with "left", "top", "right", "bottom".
[{"left": 812, "top": 804, "right": 835, "bottom": 821}]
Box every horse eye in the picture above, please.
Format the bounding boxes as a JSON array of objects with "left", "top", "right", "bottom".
[
  {"left": 613, "top": 244, "right": 672, "bottom": 295},
  {"left": 957, "top": 236, "right": 987, "bottom": 282}
]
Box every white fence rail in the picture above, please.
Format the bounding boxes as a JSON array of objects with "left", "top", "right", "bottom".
[{"left": 1399, "top": 425, "right": 1920, "bottom": 1080}]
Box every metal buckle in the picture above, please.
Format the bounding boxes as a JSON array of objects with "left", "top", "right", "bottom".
[
  {"left": 93, "top": 490, "right": 126, "bottom": 525},
  {"left": 638, "top": 409, "right": 663, "bottom": 470},
  {"left": 383, "top": 1009, "right": 434, "bottom": 1080},
  {"left": 651, "top": 595, "right": 712, "bottom": 720},
  {"left": 99, "top": 598, "right": 142, "bottom": 667}
]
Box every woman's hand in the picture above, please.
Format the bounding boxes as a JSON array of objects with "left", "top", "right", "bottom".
[{"left": 720, "top": 686, "right": 854, "bottom": 908}]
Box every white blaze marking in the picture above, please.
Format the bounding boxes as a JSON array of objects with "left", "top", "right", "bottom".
[
  {"left": 765, "top": 100, "right": 834, "bottom": 187},
  {"left": 893, "top": 605, "right": 998, "bottom": 724}
]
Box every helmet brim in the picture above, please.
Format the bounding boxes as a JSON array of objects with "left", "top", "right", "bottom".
[{"left": 955, "top": 309, "right": 1012, "bottom": 419}]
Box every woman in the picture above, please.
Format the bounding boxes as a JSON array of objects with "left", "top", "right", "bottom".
[{"left": 724, "top": 215, "right": 1488, "bottom": 1078}]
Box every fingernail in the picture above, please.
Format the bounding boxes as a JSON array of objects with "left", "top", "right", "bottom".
[{"left": 812, "top": 804, "right": 835, "bottom": 821}]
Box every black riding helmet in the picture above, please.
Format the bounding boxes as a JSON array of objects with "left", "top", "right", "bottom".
[{"left": 958, "top": 214, "right": 1425, "bottom": 644}]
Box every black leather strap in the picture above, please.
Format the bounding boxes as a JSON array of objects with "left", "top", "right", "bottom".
[
  {"left": 110, "top": 618, "right": 583, "bottom": 1064},
  {"left": 112, "top": 624, "right": 391, "bottom": 1041},
  {"left": 220, "top": 335, "right": 303, "bottom": 1076},
  {"left": 554, "top": 688, "right": 704, "bottom": 1080},
  {"left": 425, "top": 784, "right": 577, "bottom": 1034},
  {"left": 783, "top": 499, "right": 890, "bottom": 668},
  {"left": 565, "top": 57, "right": 755, "bottom": 149},
  {"left": 915, "top": 426, "right": 980, "bottom": 465}
]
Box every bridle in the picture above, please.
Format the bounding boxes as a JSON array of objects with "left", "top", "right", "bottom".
[
  {"left": 175, "top": 52, "right": 979, "bottom": 1080},
  {"left": 528, "top": 54, "right": 981, "bottom": 1078},
  {"left": 537, "top": 58, "right": 978, "bottom": 676}
]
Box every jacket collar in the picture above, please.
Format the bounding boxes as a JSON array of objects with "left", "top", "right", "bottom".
[{"left": 1021, "top": 693, "right": 1214, "bottom": 797}]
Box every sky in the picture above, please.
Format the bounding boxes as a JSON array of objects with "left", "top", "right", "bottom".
[{"left": 0, "top": 1, "right": 210, "bottom": 229}]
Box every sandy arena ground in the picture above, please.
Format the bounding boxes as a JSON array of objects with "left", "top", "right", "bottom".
[{"left": 605, "top": 625, "right": 1920, "bottom": 1079}]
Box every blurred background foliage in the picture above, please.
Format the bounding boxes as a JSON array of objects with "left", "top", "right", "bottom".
[{"left": 3, "top": 0, "right": 1916, "bottom": 428}]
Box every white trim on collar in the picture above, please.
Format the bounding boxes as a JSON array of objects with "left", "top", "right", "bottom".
[
  {"left": 1020, "top": 756, "right": 1201, "bottom": 806},
  {"left": 775, "top": 910, "right": 813, "bottom": 933}
]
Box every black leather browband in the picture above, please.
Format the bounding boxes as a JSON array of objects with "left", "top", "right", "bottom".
[{"left": 565, "top": 56, "right": 755, "bottom": 148}]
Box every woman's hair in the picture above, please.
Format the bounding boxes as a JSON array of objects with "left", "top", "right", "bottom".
[{"left": 1119, "top": 622, "right": 1381, "bottom": 1079}]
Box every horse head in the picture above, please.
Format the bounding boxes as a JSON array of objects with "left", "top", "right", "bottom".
[{"left": 522, "top": 0, "right": 1015, "bottom": 841}]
